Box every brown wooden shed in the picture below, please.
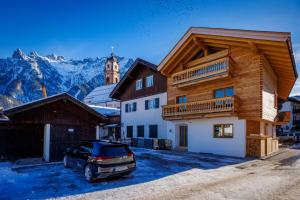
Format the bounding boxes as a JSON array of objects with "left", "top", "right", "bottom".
[{"left": 0, "top": 93, "right": 107, "bottom": 161}]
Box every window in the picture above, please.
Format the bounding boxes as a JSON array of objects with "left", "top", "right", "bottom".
[
  {"left": 145, "top": 98, "right": 159, "bottom": 110},
  {"left": 106, "top": 64, "right": 110, "bottom": 70},
  {"left": 214, "top": 87, "right": 234, "bottom": 98},
  {"left": 136, "top": 79, "right": 143, "bottom": 90},
  {"left": 126, "top": 126, "right": 133, "bottom": 138},
  {"left": 176, "top": 96, "right": 187, "bottom": 112},
  {"left": 149, "top": 125, "right": 158, "bottom": 138},
  {"left": 146, "top": 75, "right": 154, "bottom": 87},
  {"left": 176, "top": 96, "right": 187, "bottom": 104},
  {"left": 137, "top": 125, "right": 144, "bottom": 137},
  {"left": 213, "top": 124, "right": 233, "bottom": 138},
  {"left": 125, "top": 102, "right": 137, "bottom": 113},
  {"left": 115, "top": 78, "right": 118, "bottom": 82},
  {"left": 106, "top": 77, "right": 110, "bottom": 83}
]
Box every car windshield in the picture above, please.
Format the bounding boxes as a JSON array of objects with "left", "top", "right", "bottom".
[{"left": 92, "top": 143, "right": 130, "bottom": 157}]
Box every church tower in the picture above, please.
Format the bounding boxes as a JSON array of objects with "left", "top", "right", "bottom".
[{"left": 104, "top": 50, "right": 120, "bottom": 85}]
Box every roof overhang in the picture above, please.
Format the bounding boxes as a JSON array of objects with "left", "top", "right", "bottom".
[
  {"left": 158, "top": 27, "right": 298, "bottom": 99},
  {"left": 4, "top": 93, "right": 107, "bottom": 121}
]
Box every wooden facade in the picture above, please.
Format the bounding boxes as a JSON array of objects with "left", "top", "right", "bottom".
[
  {"left": 158, "top": 27, "right": 297, "bottom": 157},
  {"left": 110, "top": 58, "right": 167, "bottom": 101},
  {"left": 0, "top": 93, "right": 106, "bottom": 161}
]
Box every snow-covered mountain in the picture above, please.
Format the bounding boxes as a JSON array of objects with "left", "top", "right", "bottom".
[{"left": 0, "top": 49, "right": 134, "bottom": 109}]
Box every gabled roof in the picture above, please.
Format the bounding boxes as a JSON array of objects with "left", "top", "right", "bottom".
[
  {"left": 110, "top": 58, "right": 158, "bottom": 99},
  {"left": 4, "top": 93, "right": 107, "bottom": 120},
  {"left": 84, "top": 83, "right": 118, "bottom": 104},
  {"left": 158, "top": 27, "right": 297, "bottom": 99}
]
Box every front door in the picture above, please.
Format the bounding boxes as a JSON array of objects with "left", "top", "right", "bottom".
[{"left": 179, "top": 125, "right": 188, "bottom": 147}]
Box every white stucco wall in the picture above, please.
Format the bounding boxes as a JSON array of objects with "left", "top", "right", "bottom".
[
  {"left": 166, "top": 117, "right": 246, "bottom": 157},
  {"left": 121, "top": 92, "right": 167, "bottom": 139}
]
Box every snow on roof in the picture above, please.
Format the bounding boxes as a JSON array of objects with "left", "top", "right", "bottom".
[
  {"left": 0, "top": 111, "right": 9, "bottom": 122},
  {"left": 88, "top": 104, "right": 120, "bottom": 117},
  {"left": 288, "top": 95, "right": 300, "bottom": 103},
  {"left": 84, "top": 84, "right": 118, "bottom": 104}
]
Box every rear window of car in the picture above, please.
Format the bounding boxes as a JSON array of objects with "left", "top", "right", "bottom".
[
  {"left": 92, "top": 143, "right": 131, "bottom": 156},
  {"left": 102, "top": 146, "right": 130, "bottom": 157}
]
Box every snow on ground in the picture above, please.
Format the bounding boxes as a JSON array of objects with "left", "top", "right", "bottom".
[
  {"left": 0, "top": 148, "right": 246, "bottom": 200},
  {"left": 59, "top": 147, "right": 300, "bottom": 200},
  {"left": 1, "top": 147, "right": 300, "bottom": 200}
]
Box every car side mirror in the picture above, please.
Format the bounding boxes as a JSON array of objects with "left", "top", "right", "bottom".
[
  {"left": 73, "top": 149, "right": 79, "bottom": 155},
  {"left": 66, "top": 147, "right": 71, "bottom": 153}
]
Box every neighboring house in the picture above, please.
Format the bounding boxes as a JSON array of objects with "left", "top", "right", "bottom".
[
  {"left": 278, "top": 96, "right": 300, "bottom": 140},
  {"left": 83, "top": 53, "right": 120, "bottom": 108},
  {"left": 84, "top": 83, "right": 120, "bottom": 108},
  {"left": 110, "top": 58, "right": 167, "bottom": 140},
  {"left": 0, "top": 93, "right": 108, "bottom": 161},
  {"left": 89, "top": 104, "right": 121, "bottom": 140},
  {"left": 158, "top": 27, "right": 297, "bottom": 158}
]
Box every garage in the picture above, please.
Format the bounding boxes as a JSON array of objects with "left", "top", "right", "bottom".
[{"left": 0, "top": 93, "right": 107, "bottom": 161}]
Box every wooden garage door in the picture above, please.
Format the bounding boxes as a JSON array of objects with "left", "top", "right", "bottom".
[
  {"left": 50, "top": 125, "right": 95, "bottom": 161},
  {"left": 0, "top": 124, "right": 44, "bottom": 159}
]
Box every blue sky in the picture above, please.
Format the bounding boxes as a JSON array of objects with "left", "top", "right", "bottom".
[{"left": 0, "top": 0, "right": 300, "bottom": 94}]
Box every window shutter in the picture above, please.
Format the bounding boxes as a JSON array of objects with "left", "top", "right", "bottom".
[
  {"left": 145, "top": 100, "right": 149, "bottom": 110},
  {"left": 133, "top": 102, "right": 137, "bottom": 111},
  {"left": 155, "top": 98, "right": 159, "bottom": 108},
  {"left": 125, "top": 104, "right": 128, "bottom": 112}
]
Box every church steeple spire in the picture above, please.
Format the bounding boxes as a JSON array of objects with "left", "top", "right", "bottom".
[{"left": 104, "top": 48, "right": 120, "bottom": 85}]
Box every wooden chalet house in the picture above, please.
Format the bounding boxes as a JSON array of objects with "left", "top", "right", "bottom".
[{"left": 158, "top": 27, "right": 297, "bottom": 157}]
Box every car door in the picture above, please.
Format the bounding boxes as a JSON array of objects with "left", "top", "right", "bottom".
[
  {"left": 75, "top": 145, "right": 92, "bottom": 170},
  {"left": 68, "top": 146, "right": 80, "bottom": 168}
]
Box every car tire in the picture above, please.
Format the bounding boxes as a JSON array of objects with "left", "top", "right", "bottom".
[
  {"left": 84, "top": 164, "right": 94, "bottom": 182},
  {"left": 63, "top": 155, "right": 70, "bottom": 168}
]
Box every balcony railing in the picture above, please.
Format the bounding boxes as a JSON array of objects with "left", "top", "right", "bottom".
[
  {"left": 172, "top": 57, "right": 232, "bottom": 87},
  {"left": 162, "top": 96, "right": 239, "bottom": 119}
]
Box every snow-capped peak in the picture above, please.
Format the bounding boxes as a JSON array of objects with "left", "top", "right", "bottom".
[
  {"left": 29, "top": 51, "right": 39, "bottom": 58},
  {"left": 0, "top": 49, "right": 134, "bottom": 109},
  {"left": 12, "top": 48, "right": 25, "bottom": 60},
  {"left": 46, "top": 53, "right": 65, "bottom": 62}
]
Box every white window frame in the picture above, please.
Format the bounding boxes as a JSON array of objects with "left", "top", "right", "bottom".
[
  {"left": 146, "top": 75, "right": 154, "bottom": 87},
  {"left": 136, "top": 79, "right": 143, "bottom": 90}
]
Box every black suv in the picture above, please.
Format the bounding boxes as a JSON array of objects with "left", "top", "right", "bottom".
[{"left": 63, "top": 140, "right": 136, "bottom": 182}]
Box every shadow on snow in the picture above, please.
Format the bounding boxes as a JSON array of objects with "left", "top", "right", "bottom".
[{"left": 0, "top": 148, "right": 251, "bottom": 199}]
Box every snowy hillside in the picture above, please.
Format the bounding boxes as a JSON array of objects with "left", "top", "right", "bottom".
[{"left": 0, "top": 49, "right": 134, "bottom": 109}]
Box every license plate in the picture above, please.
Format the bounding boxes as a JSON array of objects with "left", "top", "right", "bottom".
[{"left": 115, "top": 166, "right": 128, "bottom": 172}]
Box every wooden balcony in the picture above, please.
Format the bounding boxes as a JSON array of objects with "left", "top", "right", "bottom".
[
  {"left": 162, "top": 96, "right": 239, "bottom": 120},
  {"left": 172, "top": 56, "right": 233, "bottom": 88}
]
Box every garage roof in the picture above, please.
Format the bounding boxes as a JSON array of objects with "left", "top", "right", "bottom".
[{"left": 4, "top": 93, "right": 107, "bottom": 120}]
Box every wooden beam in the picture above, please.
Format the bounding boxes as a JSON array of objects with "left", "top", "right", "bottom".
[
  {"left": 164, "top": 43, "right": 197, "bottom": 74},
  {"left": 182, "top": 46, "right": 202, "bottom": 65},
  {"left": 193, "top": 37, "right": 209, "bottom": 56},
  {"left": 186, "top": 49, "right": 229, "bottom": 68},
  {"left": 248, "top": 42, "right": 259, "bottom": 54},
  {"left": 160, "top": 36, "right": 194, "bottom": 73},
  {"left": 196, "top": 34, "right": 286, "bottom": 47}
]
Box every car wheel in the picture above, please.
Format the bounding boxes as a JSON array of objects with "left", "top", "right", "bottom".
[
  {"left": 63, "top": 155, "right": 70, "bottom": 168},
  {"left": 84, "top": 164, "right": 94, "bottom": 182}
]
